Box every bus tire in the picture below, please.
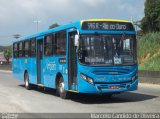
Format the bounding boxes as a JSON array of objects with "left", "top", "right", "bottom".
[
  {"left": 24, "top": 72, "right": 31, "bottom": 90},
  {"left": 57, "top": 77, "right": 69, "bottom": 99}
]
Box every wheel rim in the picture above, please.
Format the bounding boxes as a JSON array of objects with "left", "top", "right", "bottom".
[
  {"left": 25, "top": 75, "right": 29, "bottom": 87},
  {"left": 59, "top": 81, "right": 64, "bottom": 94}
]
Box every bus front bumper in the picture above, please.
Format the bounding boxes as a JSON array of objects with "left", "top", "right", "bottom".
[{"left": 78, "top": 78, "right": 138, "bottom": 94}]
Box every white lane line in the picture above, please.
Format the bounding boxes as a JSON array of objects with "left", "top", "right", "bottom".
[
  {"left": 139, "top": 83, "right": 160, "bottom": 88},
  {"left": 0, "top": 70, "right": 12, "bottom": 73}
]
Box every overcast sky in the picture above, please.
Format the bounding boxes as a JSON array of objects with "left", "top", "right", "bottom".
[{"left": 0, "top": 0, "right": 145, "bottom": 46}]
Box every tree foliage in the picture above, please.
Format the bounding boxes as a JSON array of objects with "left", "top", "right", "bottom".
[
  {"left": 49, "top": 23, "right": 60, "bottom": 29},
  {"left": 3, "top": 48, "right": 12, "bottom": 64},
  {"left": 141, "top": 0, "right": 160, "bottom": 33}
]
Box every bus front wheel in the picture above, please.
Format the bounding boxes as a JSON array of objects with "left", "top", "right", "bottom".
[
  {"left": 57, "top": 77, "right": 69, "bottom": 99},
  {"left": 24, "top": 72, "right": 31, "bottom": 90}
]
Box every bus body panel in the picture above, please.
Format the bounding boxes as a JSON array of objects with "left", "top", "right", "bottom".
[
  {"left": 12, "top": 58, "right": 37, "bottom": 84},
  {"left": 42, "top": 56, "right": 68, "bottom": 89},
  {"left": 77, "top": 65, "right": 138, "bottom": 94},
  {"left": 77, "top": 77, "right": 138, "bottom": 94},
  {"left": 13, "top": 59, "right": 22, "bottom": 80},
  {"left": 43, "top": 57, "right": 56, "bottom": 88},
  {"left": 28, "top": 58, "right": 37, "bottom": 85},
  {"left": 12, "top": 19, "right": 138, "bottom": 95}
]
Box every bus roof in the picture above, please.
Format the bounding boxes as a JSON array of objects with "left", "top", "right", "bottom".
[{"left": 13, "top": 19, "right": 132, "bottom": 43}]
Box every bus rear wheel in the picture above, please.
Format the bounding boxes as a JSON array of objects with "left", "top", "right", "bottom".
[
  {"left": 24, "top": 72, "right": 31, "bottom": 90},
  {"left": 57, "top": 77, "right": 69, "bottom": 99}
]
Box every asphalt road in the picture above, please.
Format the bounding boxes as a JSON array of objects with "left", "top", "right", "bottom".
[{"left": 0, "top": 70, "right": 160, "bottom": 113}]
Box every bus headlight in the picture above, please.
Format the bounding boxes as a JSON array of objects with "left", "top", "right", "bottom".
[
  {"left": 131, "top": 73, "right": 138, "bottom": 83},
  {"left": 80, "top": 73, "right": 94, "bottom": 85},
  {"left": 131, "top": 76, "right": 136, "bottom": 82}
]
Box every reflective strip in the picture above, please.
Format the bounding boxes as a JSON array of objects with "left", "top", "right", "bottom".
[
  {"left": 38, "top": 84, "right": 44, "bottom": 87},
  {"left": 81, "top": 19, "right": 130, "bottom": 25},
  {"left": 68, "top": 90, "right": 78, "bottom": 93}
]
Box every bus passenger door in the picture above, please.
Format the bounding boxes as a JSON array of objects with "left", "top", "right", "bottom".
[
  {"left": 68, "top": 31, "right": 78, "bottom": 90},
  {"left": 37, "top": 38, "right": 43, "bottom": 85}
]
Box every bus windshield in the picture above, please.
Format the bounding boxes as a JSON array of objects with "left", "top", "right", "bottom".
[{"left": 78, "top": 34, "right": 137, "bottom": 66}]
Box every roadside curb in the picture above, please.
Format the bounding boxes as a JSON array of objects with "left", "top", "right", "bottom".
[
  {"left": 139, "top": 70, "right": 160, "bottom": 78},
  {"left": 139, "top": 83, "right": 160, "bottom": 87},
  {"left": 0, "top": 70, "right": 12, "bottom": 73},
  {"left": 139, "top": 76, "right": 160, "bottom": 85}
]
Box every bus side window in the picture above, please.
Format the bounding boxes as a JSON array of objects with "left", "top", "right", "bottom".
[
  {"left": 30, "top": 38, "right": 36, "bottom": 57},
  {"left": 52, "top": 34, "right": 57, "bottom": 55},
  {"left": 19, "top": 42, "right": 24, "bottom": 58},
  {"left": 55, "top": 31, "right": 66, "bottom": 56},
  {"left": 44, "top": 35, "right": 53, "bottom": 56},
  {"left": 24, "top": 40, "right": 30, "bottom": 57}
]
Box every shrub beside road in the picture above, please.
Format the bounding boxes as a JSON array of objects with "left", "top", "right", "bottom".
[{"left": 138, "top": 32, "right": 160, "bottom": 71}]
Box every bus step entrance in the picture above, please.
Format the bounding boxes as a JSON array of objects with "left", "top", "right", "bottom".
[{"left": 70, "top": 83, "right": 77, "bottom": 91}]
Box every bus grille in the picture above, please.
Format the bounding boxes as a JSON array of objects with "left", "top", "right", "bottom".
[
  {"left": 92, "top": 68, "right": 131, "bottom": 75},
  {"left": 98, "top": 83, "right": 127, "bottom": 90}
]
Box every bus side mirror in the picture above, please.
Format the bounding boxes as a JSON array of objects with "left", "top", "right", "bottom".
[{"left": 74, "top": 34, "right": 79, "bottom": 47}]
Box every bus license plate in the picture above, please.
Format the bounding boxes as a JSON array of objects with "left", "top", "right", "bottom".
[{"left": 109, "top": 86, "right": 120, "bottom": 89}]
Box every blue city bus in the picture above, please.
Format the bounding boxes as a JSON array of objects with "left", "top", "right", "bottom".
[{"left": 12, "top": 19, "right": 138, "bottom": 99}]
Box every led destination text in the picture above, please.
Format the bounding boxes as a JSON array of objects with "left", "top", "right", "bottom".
[{"left": 82, "top": 22, "right": 134, "bottom": 31}]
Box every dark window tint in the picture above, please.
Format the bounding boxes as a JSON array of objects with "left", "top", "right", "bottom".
[
  {"left": 56, "top": 31, "right": 66, "bottom": 55},
  {"left": 19, "top": 42, "right": 23, "bottom": 57},
  {"left": 30, "top": 39, "right": 36, "bottom": 57},
  {"left": 44, "top": 35, "right": 53, "bottom": 56},
  {"left": 13, "top": 43, "right": 19, "bottom": 58},
  {"left": 24, "top": 41, "right": 30, "bottom": 57},
  {"left": 52, "top": 34, "right": 57, "bottom": 55}
]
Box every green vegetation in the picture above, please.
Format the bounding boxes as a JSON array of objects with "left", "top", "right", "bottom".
[
  {"left": 0, "top": 45, "right": 12, "bottom": 52},
  {"left": 3, "top": 47, "right": 12, "bottom": 64},
  {"left": 49, "top": 23, "right": 60, "bottom": 29},
  {"left": 138, "top": 32, "right": 160, "bottom": 71},
  {"left": 138, "top": 0, "right": 160, "bottom": 71},
  {"left": 141, "top": 0, "right": 160, "bottom": 33}
]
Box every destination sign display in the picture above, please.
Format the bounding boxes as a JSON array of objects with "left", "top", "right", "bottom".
[{"left": 82, "top": 21, "right": 134, "bottom": 31}]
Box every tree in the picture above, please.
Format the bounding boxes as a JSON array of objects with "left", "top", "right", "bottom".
[
  {"left": 3, "top": 48, "right": 12, "bottom": 64},
  {"left": 13, "top": 34, "right": 21, "bottom": 39},
  {"left": 141, "top": 0, "right": 160, "bottom": 33},
  {"left": 49, "top": 23, "right": 60, "bottom": 29}
]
